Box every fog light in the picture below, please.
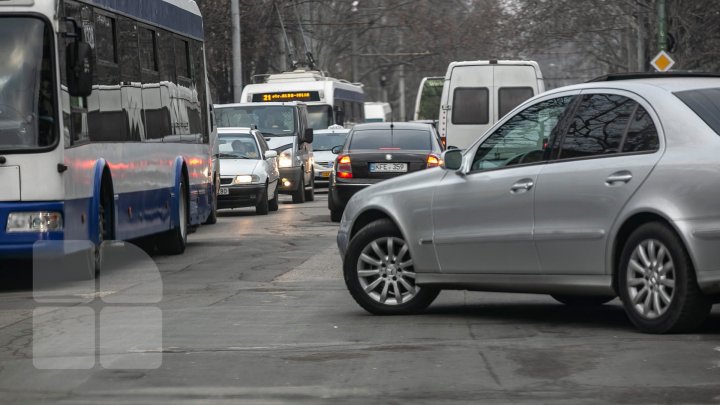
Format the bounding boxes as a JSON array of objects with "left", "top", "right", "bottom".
[
  {"left": 7, "top": 212, "right": 63, "bottom": 233},
  {"left": 282, "top": 178, "right": 292, "bottom": 187}
]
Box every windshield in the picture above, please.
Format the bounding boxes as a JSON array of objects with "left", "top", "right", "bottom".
[
  {"left": 218, "top": 133, "right": 261, "bottom": 159},
  {"left": 307, "top": 105, "right": 334, "bottom": 130},
  {"left": 0, "top": 18, "right": 56, "bottom": 151},
  {"left": 215, "top": 106, "right": 297, "bottom": 137},
  {"left": 349, "top": 129, "right": 432, "bottom": 150},
  {"left": 313, "top": 131, "right": 348, "bottom": 151}
]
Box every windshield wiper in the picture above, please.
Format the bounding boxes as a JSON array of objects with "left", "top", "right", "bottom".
[{"left": 218, "top": 153, "right": 250, "bottom": 159}]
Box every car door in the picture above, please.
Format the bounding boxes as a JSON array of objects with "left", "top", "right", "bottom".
[
  {"left": 533, "top": 91, "right": 663, "bottom": 275},
  {"left": 432, "top": 94, "right": 577, "bottom": 274}
]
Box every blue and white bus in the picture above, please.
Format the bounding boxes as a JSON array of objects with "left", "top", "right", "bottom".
[{"left": 0, "top": 0, "right": 216, "bottom": 271}]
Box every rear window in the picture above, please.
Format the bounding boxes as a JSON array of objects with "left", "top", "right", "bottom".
[
  {"left": 675, "top": 88, "right": 720, "bottom": 136},
  {"left": 349, "top": 129, "right": 431, "bottom": 150},
  {"left": 452, "top": 88, "right": 489, "bottom": 125},
  {"left": 499, "top": 87, "right": 534, "bottom": 118}
]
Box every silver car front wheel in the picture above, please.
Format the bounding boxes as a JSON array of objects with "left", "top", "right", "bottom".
[
  {"left": 357, "top": 237, "right": 418, "bottom": 305},
  {"left": 343, "top": 219, "right": 439, "bottom": 315}
]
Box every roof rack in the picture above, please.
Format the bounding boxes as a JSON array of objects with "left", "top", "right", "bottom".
[{"left": 588, "top": 72, "right": 720, "bottom": 82}]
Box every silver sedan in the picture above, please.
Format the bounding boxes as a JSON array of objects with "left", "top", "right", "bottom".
[{"left": 338, "top": 73, "right": 720, "bottom": 333}]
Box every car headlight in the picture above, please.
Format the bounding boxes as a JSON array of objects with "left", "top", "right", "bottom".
[
  {"left": 279, "top": 149, "right": 293, "bottom": 168},
  {"left": 232, "top": 175, "right": 260, "bottom": 185},
  {"left": 7, "top": 212, "right": 63, "bottom": 233}
]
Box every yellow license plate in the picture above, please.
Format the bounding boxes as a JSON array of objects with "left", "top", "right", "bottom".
[{"left": 322, "top": 172, "right": 331, "bottom": 178}]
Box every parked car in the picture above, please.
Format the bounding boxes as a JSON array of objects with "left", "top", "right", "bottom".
[
  {"left": 329, "top": 122, "right": 444, "bottom": 222},
  {"left": 217, "top": 128, "right": 280, "bottom": 215},
  {"left": 215, "top": 102, "right": 315, "bottom": 203},
  {"left": 337, "top": 73, "right": 720, "bottom": 334},
  {"left": 312, "top": 128, "right": 350, "bottom": 188}
]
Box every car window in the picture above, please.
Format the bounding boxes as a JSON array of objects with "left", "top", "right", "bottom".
[
  {"left": 452, "top": 87, "right": 489, "bottom": 125},
  {"left": 558, "top": 94, "right": 638, "bottom": 159},
  {"left": 471, "top": 96, "right": 573, "bottom": 172},
  {"left": 313, "top": 132, "right": 349, "bottom": 151},
  {"left": 349, "top": 129, "right": 431, "bottom": 150},
  {"left": 498, "top": 87, "right": 534, "bottom": 118},
  {"left": 674, "top": 88, "right": 720, "bottom": 136},
  {"left": 622, "top": 106, "right": 659, "bottom": 153}
]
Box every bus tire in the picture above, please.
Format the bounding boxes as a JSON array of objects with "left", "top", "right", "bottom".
[{"left": 158, "top": 181, "right": 188, "bottom": 255}]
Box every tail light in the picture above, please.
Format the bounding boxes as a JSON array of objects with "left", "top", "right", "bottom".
[
  {"left": 441, "top": 137, "right": 447, "bottom": 148},
  {"left": 337, "top": 155, "right": 353, "bottom": 179},
  {"left": 427, "top": 154, "right": 442, "bottom": 168}
]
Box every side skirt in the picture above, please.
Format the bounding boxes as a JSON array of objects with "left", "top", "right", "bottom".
[{"left": 416, "top": 273, "right": 614, "bottom": 296}]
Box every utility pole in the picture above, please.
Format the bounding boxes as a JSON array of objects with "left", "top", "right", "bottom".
[
  {"left": 636, "top": 1, "right": 646, "bottom": 71},
  {"left": 657, "top": 0, "right": 667, "bottom": 51},
  {"left": 231, "top": 0, "right": 242, "bottom": 102},
  {"left": 398, "top": 31, "right": 406, "bottom": 121},
  {"left": 351, "top": 1, "right": 359, "bottom": 83}
]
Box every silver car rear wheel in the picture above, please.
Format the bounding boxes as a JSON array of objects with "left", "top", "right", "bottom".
[
  {"left": 357, "top": 237, "right": 418, "bottom": 305},
  {"left": 626, "top": 239, "right": 676, "bottom": 320}
]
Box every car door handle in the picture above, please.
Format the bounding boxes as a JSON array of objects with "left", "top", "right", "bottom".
[
  {"left": 511, "top": 179, "right": 535, "bottom": 193},
  {"left": 606, "top": 171, "right": 633, "bottom": 185}
]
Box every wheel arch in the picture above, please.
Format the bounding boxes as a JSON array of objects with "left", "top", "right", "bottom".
[
  {"left": 350, "top": 207, "right": 408, "bottom": 245},
  {"left": 610, "top": 210, "right": 694, "bottom": 293}
]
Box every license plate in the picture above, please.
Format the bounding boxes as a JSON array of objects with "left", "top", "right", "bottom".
[
  {"left": 370, "top": 163, "right": 408, "bottom": 173},
  {"left": 321, "top": 171, "right": 331, "bottom": 178},
  {"left": 219, "top": 187, "right": 230, "bottom": 195}
]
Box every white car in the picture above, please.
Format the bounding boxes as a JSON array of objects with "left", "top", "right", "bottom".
[
  {"left": 217, "top": 128, "right": 280, "bottom": 215},
  {"left": 312, "top": 128, "right": 350, "bottom": 187}
]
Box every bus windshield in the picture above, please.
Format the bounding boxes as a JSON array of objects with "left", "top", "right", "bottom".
[
  {"left": 415, "top": 78, "right": 444, "bottom": 121},
  {"left": 0, "top": 18, "right": 56, "bottom": 151},
  {"left": 215, "top": 105, "right": 297, "bottom": 137},
  {"left": 307, "top": 105, "right": 334, "bottom": 130}
]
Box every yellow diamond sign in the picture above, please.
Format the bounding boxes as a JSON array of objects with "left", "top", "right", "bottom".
[{"left": 651, "top": 51, "right": 675, "bottom": 72}]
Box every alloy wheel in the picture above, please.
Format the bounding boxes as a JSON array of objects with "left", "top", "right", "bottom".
[
  {"left": 626, "top": 239, "right": 676, "bottom": 319},
  {"left": 356, "top": 237, "right": 419, "bottom": 305}
]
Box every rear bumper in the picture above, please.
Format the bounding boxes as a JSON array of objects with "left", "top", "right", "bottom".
[
  {"left": 0, "top": 201, "right": 65, "bottom": 259},
  {"left": 329, "top": 182, "right": 374, "bottom": 211},
  {"left": 218, "top": 185, "right": 264, "bottom": 209}
]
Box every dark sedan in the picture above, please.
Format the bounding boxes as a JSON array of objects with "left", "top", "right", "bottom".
[{"left": 328, "top": 122, "right": 444, "bottom": 222}]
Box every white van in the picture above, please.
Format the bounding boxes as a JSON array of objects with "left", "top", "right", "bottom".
[
  {"left": 364, "top": 102, "right": 392, "bottom": 122},
  {"left": 438, "top": 60, "right": 544, "bottom": 149}
]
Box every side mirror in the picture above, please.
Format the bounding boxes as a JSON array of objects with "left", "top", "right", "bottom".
[
  {"left": 264, "top": 150, "right": 278, "bottom": 159},
  {"left": 66, "top": 41, "right": 93, "bottom": 97},
  {"left": 334, "top": 106, "right": 345, "bottom": 126},
  {"left": 441, "top": 149, "right": 463, "bottom": 171},
  {"left": 301, "top": 128, "right": 314, "bottom": 144},
  {"left": 331, "top": 145, "right": 343, "bottom": 154}
]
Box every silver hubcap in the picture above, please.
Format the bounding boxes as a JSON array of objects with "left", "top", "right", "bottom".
[
  {"left": 626, "top": 239, "right": 675, "bottom": 319},
  {"left": 357, "top": 237, "right": 419, "bottom": 305}
]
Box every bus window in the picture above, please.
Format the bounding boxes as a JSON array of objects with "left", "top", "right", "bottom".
[{"left": 307, "top": 105, "right": 333, "bottom": 130}]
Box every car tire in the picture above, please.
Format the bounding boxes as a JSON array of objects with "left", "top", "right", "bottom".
[
  {"left": 292, "top": 175, "right": 306, "bottom": 204},
  {"left": 256, "top": 184, "right": 270, "bottom": 215},
  {"left": 618, "top": 222, "right": 712, "bottom": 333},
  {"left": 305, "top": 171, "right": 315, "bottom": 202},
  {"left": 551, "top": 295, "right": 615, "bottom": 306},
  {"left": 330, "top": 210, "right": 343, "bottom": 223},
  {"left": 158, "top": 181, "right": 188, "bottom": 255},
  {"left": 269, "top": 182, "right": 279, "bottom": 212},
  {"left": 344, "top": 219, "right": 440, "bottom": 315}
]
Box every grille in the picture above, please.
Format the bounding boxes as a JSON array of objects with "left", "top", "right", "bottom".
[{"left": 220, "top": 178, "right": 233, "bottom": 185}]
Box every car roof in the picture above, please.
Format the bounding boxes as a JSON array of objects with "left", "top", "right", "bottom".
[
  {"left": 548, "top": 76, "right": 720, "bottom": 96},
  {"left": 351, "top": 122, "right": 433, "bottom": 131},
  {"left": 218, "top": 127, "right": 256, "bottom": 135},
  {"left": 314, "top": 128, "right": 351, "bottom": 134}
]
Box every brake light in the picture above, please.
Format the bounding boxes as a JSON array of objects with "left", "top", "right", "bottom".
[
  {"left": 427, "top": 154, "right": 441, "bottom": 168},
  {"left": 337, "top": 155, "right": 353, "bottom": 179}
]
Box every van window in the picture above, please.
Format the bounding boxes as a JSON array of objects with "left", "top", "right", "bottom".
[
  {"left": 452, "top": 88, "right": 489, "bottom": 125},
  {"left": 499, "top": 87, "right": 534, "bottom": 118},
  {"left": 558, "top": 94, "right": 638, "bottom": 159}
]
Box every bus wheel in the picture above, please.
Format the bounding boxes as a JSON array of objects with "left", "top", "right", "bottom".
[{"left": 158, "top": 181, "right": 188, "bottom": 255}]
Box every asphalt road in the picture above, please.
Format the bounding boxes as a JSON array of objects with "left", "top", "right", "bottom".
[{"left": 1, "top": 193, "right": 720, "bottom": 404}]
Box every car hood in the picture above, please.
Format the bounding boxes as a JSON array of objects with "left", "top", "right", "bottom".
[
  {"left": 265, "top": 136, "right": 295, "bottom": 150},
  {"left": 313, "top": 150, "right": 336, "bottom": 163},
  {"left": 220, "top": 159, "right": 263, "bottom": 176}
]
